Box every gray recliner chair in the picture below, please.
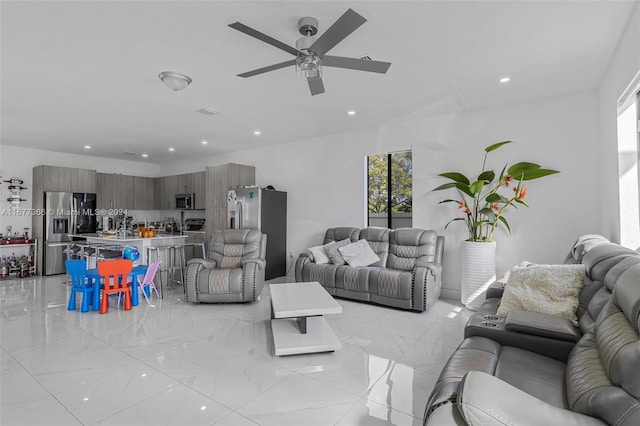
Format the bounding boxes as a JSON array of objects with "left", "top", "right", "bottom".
[{"left": 185, "top": 229, "right": 267, "bottom": 303}]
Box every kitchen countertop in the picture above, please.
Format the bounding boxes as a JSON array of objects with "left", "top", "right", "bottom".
[{"left": 70, "top": 233, "right": 187, "bottom": 241}]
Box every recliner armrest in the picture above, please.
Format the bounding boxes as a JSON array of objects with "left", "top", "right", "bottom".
[
  {"left": 187, "top": 258, "right": 217, "bottom": 269},
  {"left": 456, "top": 371, "right": 606, "bottom": 426},
  {"left": 298, "top": 252, "right": 312, "bottom": 260},
  {"left": 505, "top": 311, "right": 579, "bottom": 342},
  {"left": 415, "top": 261, "right": 442, "bottom": 277},
  {"left": 242, "top": 258, "right": 266, "bottom": 270}
]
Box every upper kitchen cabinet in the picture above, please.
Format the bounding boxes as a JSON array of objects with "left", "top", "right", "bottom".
[
  {"left": 132, "top": 176, "right": 155, "bottom": 210},
  {"left": 206, "top": 163, "right": 255, "bottom": 209},
  {"left": 97, "top": 173, "right": 133, "bottom": 210},
  {"left": 33, "top": 165, "right": 96, "bottom": 193},
  {"left": 193, "top": 171, "right": 205, "bottom": 209},
  {"left": 154, "top": 175, "right": 177, "bottom": 210},
  {"left": 176, "top": 173, "right": 194, "bottom": 195}
]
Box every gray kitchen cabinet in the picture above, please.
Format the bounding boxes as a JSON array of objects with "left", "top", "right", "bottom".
[
  {"left": 70, "top": 168, "right": 97, "bottom": 193},
  {"left": 97, "top": 173, "right": 133, "bottom": 211},
  {"left": 133, "top": 176, "right": 154, "bottom": 210},
  {"left": 194, "top": 171, "right": 205, "bottom": 209},
  {"left": 33, "top": 165, "right": 97, "bottom": 193},
  {"left": 176, "top": 173, "right": 194, "bottom": 195},
  {"left": 154, "top": 175, "right": 177, "bottom": 210}
]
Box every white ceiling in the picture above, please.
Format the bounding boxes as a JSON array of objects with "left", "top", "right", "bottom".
[{"left": 1, "top": 1, "right": 636, "bottom": 164}]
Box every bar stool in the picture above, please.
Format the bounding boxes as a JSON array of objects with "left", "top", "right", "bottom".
[
  {"left": 169, "top": 244, "right": 186, "bottom": 290},
  {"left": 183, "top": 241, "right": 206, "bottom": 260}
]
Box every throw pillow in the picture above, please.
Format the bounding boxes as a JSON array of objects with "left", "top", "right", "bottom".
[
  {"left": 324, "top": 238, "right": 351, "bottom": 265},
  {"left": 307, "top": 245, "right": 330, "bottom": 264},
  {"left": 338, "top": 239, "right": 381, "bottom": 267},
  {"left": 496, "top": 264, "right": 585, "bottom": 324}
]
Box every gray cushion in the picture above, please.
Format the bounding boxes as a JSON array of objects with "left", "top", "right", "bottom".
[{"left": 324, "top": 238, "right": 351, "bottom": 264}]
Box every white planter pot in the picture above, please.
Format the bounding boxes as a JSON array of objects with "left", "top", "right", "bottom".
[{"left": 461, "top": 241, "right": 497, "bottom": 310}]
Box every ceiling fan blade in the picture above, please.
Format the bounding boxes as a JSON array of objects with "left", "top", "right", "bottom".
[
  {"left": 238, "top": 59, "right": 297, "bottom": 78},
  {"left": 307, "top": 76, "right": 325, "bottom": 96},
  {"left": 323, "top": 56, "right": 391, "bottom": 73},
  {"left": 229, "top": 22, "right": 300, "bottom": 56},
  {"left": 310, "top": 9, "right": 367, "bottom": 57}
]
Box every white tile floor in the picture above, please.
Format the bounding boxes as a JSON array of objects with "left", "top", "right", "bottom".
[{"left": 0, "top": 275, "right": 470, "bottom": 426}]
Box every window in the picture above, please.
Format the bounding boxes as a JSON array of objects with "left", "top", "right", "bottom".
[
  {"left": 617, "top": 72, "right": 640, "bottom": 250},
  {"left": 367, "top": 150, "right": 412, "bottom": 229}
]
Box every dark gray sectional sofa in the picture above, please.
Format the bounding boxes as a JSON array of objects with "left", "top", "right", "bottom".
[
  {"left": 424, "top": 236, "right": 640, "bottom": 425},
  {"left": 295, "top": 227, "right": 444, "bottom": 312}
]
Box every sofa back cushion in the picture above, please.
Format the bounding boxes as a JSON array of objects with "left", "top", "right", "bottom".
[
  {"left": 359, "top": 227, "right": 390, "bottom": 267},
  {"left": 387, "top": 228, "right": 439, "bottom": 271},
  {"left": 323, "top": 227, "right": 360, "bottom": 245},
  {"left": 565, "top": 263, "right": 640, "bottom": 425}
]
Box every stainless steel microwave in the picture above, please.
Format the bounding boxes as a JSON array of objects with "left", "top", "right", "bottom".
[{"left": 176, "top": 193, "right": 195, "bottom": 209}]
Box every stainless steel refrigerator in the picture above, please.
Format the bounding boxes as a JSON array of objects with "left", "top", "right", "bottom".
[
  {"left": 227, "top": 187, "right": 287, "bottom": 280},
  {"left": 44, "top": 191, "right": 97, "bottom": 275}
]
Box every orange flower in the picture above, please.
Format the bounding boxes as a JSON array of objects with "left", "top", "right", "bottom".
[
  {"left": 504, "top": 175, "right": 514, "bottom": 187},
  {"left": 491, "top": 203, "right": 500, "bottom": 212},
  {"left": 458, "top": 201, "right": 471, "bottom": 214},
  {"left": 514, "top": 186, "right": 527, "bottom": 200}
]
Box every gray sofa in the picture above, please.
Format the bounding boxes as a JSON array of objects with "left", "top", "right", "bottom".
[
  {"left": 185, "top": 229, "right": 267, "bottom": 303},
  {"left": 424, "top": 238, "right": 640, "bottom": 425},
  {"left": 295, "top": 227, "right": 444, "bottom": 312}
]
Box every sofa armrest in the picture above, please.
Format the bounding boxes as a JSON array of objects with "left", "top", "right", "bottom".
[
  {"left": 187, "top": 258, "right": 217, "bottom": 269},
  {"left": 456, "top": 371, "right": 606, "bottom": 426},
  {"left": 505, "top": 311, "right": 579, "bottom": 342},
  {"left": 242, "top": 258, "right": 266, "bottom": 270},
  {"left": 299, "top": 252, "right": 312, "bottom": 260}
]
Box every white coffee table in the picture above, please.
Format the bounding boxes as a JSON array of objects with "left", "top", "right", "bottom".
[{"left": 270, "top": 282, "right": 342, "bottom": 356}]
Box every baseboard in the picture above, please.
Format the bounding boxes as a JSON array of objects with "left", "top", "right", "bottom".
[{"left": 440, "top": 287, "right": 461, "bottom": 301}]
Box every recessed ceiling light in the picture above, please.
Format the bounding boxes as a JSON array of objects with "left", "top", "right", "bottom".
[
  {"left": 84, "top": 145, "right": 91, "bottom": 149},
  {"left": 201, "top": 140, "right": 208, "bottom": 145},
  {"left": 348, "top": 110, "right": 356, "bottom": 116},
  {"left": 253, "top": 130, "right": 261, "bottom": 135},
  {"left": 169, "top": 147, "right": 175, "bottom": 152},
  {"left": 141, "top": 153, "right": 148, "bottom": 158},
  {"left": 499, "top": 76, "right": 511, "bottom": 83}
]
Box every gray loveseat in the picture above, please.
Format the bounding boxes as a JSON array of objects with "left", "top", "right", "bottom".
[
  {"left": 424, "top": 237, "right": 640, "bottom": 425},
  {"left": 295, "top": 227, "right": 444, "bottom": 312}
]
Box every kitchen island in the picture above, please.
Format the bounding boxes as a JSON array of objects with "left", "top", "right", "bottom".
[{"left": 70, "top": 233, "right": 187, "bottom": 265}]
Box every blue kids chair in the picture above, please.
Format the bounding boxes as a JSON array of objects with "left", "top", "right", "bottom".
[{"left": 65, "top": 259, "right": 94, "bottom": 312}]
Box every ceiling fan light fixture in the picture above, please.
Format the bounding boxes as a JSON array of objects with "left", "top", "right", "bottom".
[
  {"left": 158, "top": 71, "right": 192, "bottom": 91},
  {"left": 296, "top": 53, "right": 322, "bottom": 79}
]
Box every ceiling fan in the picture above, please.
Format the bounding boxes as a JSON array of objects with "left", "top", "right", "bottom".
[{"left": 229, "top": 8, "right": 392, "bottom": 96}]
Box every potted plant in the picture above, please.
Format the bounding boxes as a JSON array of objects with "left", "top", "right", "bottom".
[{"left": 434, "top": 140, "right": 559, "bottom": 308}]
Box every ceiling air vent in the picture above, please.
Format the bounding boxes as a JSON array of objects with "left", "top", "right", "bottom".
[
  {"left": 195, "top": 108, "right": 221, "bottom": 116},
  {"left": 359, "top": 54, "right": 374, "bottom": 61}
]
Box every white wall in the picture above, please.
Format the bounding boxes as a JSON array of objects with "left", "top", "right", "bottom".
[
  {"left": 0, "top": 145, "right": 161, "bottom": 235},
  {"left": 164, "top": 90, "right": 602, "bottom": 300},
  {"left": 598, "top": 3, "right": 640, "bottom": 244}
]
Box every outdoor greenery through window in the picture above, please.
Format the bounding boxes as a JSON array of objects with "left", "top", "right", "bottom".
[{"left": 367, "top": 150, "right": 412, "bottom": 229}]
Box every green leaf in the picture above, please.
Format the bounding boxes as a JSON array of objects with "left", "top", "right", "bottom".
[
  {"left": 479, "top": 208, "right": 496, "bottom": 221},
  {"left": 508, "top": 162, "right": 541, "bottom": 177},
  {"left": 497, "top": 215, "right": 511, "bottom": 234},
  {"left": 519, "top": 168, "right": 560, "bottom": 181},
  {"left": 469, "top": 180, "right": 485, "bottom": 195},
  {"left": 514, "top": 198, "right": 529, "bottom": 207},
  {"left": 438, "top": 172, "right": 470, "bottom": 185},
  {"left": 485, "top": 141, "right": 512, "bottom": 153},
  {"left": 444, "top": 217, "right": 467, "bottom": 229},
  {"left": 485, "top": 193, "right": 508, "bottom": 203},
  {"left": 438, "top": 199, "right": 463, "bottom": 204},
  {"left": 455, "top": 182, "right": 474, "bottom": 198},
  {"left": 478, "top": 171, "right": 495, "bottom": 183},
  {"left": 432, "top": 182, "right": 458, "bottom": 191},
  {"left": 498, "top": 164, "right": 507, "bottom": 182}
]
